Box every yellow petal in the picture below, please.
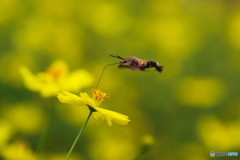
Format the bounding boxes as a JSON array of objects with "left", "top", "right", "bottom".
[
  {"left": 47, "top": 60, "right": 69, "bottom": 77},
  {"left": 62, "top": 69, "right": 94, "bottom": 92},
  {"left": 93, "top": 107, "right": 130, "bottom": 126},
  {"left": 79, "top": 92, "right": 96, "bottom": 108},
  {"left": 37, "top": 73, "right": 60, "bottom": 97},
  {"left": 57, "top": 91, "right": 84, "bottom": 106},
  {"left": 19, "top": 66, "right": 42, "bottom": 92},
  {"left": 19, "top": 61, "right": 94, "bottom": 98},
  {"left": 19, "top": 66, "right": 60, "bottom": 97}
]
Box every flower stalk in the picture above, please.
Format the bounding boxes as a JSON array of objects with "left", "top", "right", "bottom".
[{"left": 66, "top": 110, "right": 93, "bottom": 160}]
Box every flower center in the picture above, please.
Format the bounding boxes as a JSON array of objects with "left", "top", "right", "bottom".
[
  {"left": 92, "top": 89, "right": 109, "bottom": 106},
  {"left": 47, "top": 67, "right": 63, "bottom": 81}
]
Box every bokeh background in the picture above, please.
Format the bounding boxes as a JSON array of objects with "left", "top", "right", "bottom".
[{"left": 1, "top": 0, "right": 240, "bottom": 160}]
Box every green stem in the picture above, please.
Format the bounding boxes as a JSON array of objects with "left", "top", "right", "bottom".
[
  {"left": 65, "top": 110, "right": 93, "bottom": 160},
  {"left": 37, "top": 99, "right": 54, "bottom": 158},
  {"left": 131, "top": 144, "right": 151, "bottom": 160}
]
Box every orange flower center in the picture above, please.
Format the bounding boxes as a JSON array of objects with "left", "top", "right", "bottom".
[
  {"left": 47, "top": 67, "right": 63, "bottom": 81},
  {"left": 92, "top": 89, "right": 109, "bottom": 104}
]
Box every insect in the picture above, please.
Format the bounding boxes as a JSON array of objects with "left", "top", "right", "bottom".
[
  {"left": 110, "top": 55, "right": 164, "bottom": 72},
  {"left": 95, "top": 55, "right": 164, "bottom": 88}
]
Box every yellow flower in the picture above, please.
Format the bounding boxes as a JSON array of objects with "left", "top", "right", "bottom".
[
  {"left": 1, "top": 140, "right": 37, "bottom": 160},
  {"left": 57, "top": 89, "right": 130, "bottom": 126},
  {"left": 19, "top": 60, "right": 94, "bottom": 97}
]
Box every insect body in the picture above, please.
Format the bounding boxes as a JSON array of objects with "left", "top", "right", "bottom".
[
  {"left": 110, "top": 55, "right": 163, "bottom": 72},
  {"left": 95, "top": 55, "right": 163, "bottom": 88}
]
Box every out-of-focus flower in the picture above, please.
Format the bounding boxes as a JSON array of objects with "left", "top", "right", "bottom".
[
  {"left": 4, "top": 103, "right": 43, "bottom": 134},
  {"left": 142, "top": 134, "right": 155, "bottom": 147},
  {"left": 1, "top": 140, "right": 37, "bottom": 160},
  {"left": 0, "top": 121, "right": 13, "bottom": 149},
  {"left": 57, "top": 89, "right": 130, "bottom": 126},
  {"left": 197, "top": 116, "right": 240, "bottom": 151},
  {"left": 176, "top": 77, "right": 224, "bottom": 107},
  {"left": 131, "top": 134, "right": 155, "bottom": 160},
  {"left": 138, "top": 135, "right": 155, "bottom": 156},
  {"left": 19, "top": 60, "right": 94, "bottom": 97}
]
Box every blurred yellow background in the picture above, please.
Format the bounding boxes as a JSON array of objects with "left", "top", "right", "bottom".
[{"left": 1, "top": 0, "right": 240, "bottom": 160}]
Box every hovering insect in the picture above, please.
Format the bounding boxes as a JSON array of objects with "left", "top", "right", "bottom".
[
  {"left": 110, "top": 55, "right": 164, "bottom": 72},
  {"left": 95, "top": 55, "right": 164, "bottom": 88}
]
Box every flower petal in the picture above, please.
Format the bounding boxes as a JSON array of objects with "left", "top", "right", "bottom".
[
  {"left": 47, "top": 60, "right": 69, "bottom": 77},
  {"left": 57, "top": 91, "right": 84, "bottom": 106},
  {"left": 19, "top": 61, "right": 94, "bottom": 98},
  {"left": 62, "top": 69, "right": 94, "bottom": 92},
  {"left": 93, "top": 107, "right": 130, "bottom": 126},
  {"left": 79, "top": 92, "right": 96, "bottom": 108},
  {"left": 19, "top": 66, "right": 60, "bottom": 97},
  {"left": 19, "top": 66, "right": 42, "bottom": 92}
]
